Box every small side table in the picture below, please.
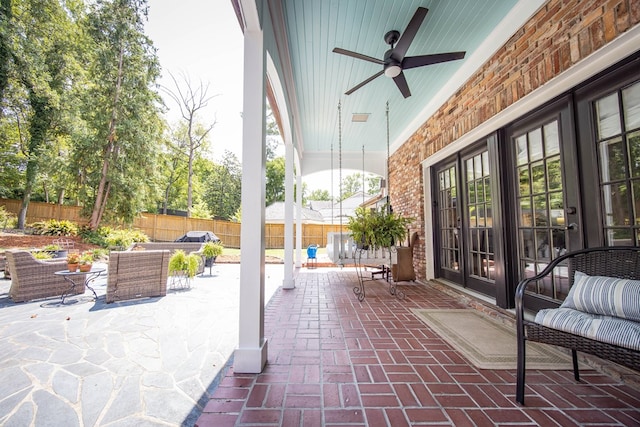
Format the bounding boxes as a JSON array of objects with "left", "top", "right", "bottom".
[{"left": 55, "top": 267, "right": 106, "bottom": 303}]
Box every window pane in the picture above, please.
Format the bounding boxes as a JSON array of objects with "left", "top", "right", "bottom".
[
  {"left": 534, "top": 195, "right": 548, "bottom": 226},
  {"left": 622, "top": 81, "right": 640, "bottom": 131},
  {"left": 468, "top": 182, "right": 476, "bottom": 204},
  {"left": 482, "top": 151, "right": 489, "bottom": 175},
  {"left": 629, "top": 131, "right": 640, "bottom": 178},
  {"left": 484, "top": 177, "right": 491, "bottom": 202},
  {"left": 531, "top": 161, "right": 546, "bottom": 194},
  {"left": 633, "top": 180, "right": 640, "bottom": 226},
  {"left": 544, "top": 121, "right": 560, "bottom": 156},
  {"left": 599, "top": 137, "right": 626, "bottom": 182},
  {"left": 466, "top": 158, "right": 474, "bottom": 182},
  {"left": 602, "top": 183, "right": 630, "bottom": 226},
  {"left": 529, "top": 128, "right": 543, "bottom": 161},
  {"left": 518, "top": 166, "right": 530, "bottom": 196},
  {"left": 520, "top": 198, "right": 532, "bottom": 226},
  {"left": 516, "top": 134, "right": 528, "bottom": 165},
  {"left": 547, "top": 157, "right": 562, "bottom": 190},
  {"left": 596, "top": 92, "right": 621, "bottom": 139},
  {"left": 605, "top": 228, "right": 633, "bottom": 246}
]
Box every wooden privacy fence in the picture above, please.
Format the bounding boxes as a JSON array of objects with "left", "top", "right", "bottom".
[{"left": 0, "top": 199, "right": 348, "bottom": 249}]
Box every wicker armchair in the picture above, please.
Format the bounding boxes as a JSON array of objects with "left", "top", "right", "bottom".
[
  {"left": 106, "top": 250, "right": 170, "bottom": 303},
  {"left": 6, "top": 250, "right": 83, "bottom": 302},
  {"left": 515, "top": 246, "right": 640, "bottom": 405}
]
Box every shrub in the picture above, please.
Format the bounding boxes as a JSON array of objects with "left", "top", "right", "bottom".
[
  {"left": 31, "top": 219, "right": 78, "bottom": 236},
  {"left": 103, "top": 228, "right": 149, "bottom": 250},
  {"left": 0, "top": 207, "right": 17, "bottom": 229}
]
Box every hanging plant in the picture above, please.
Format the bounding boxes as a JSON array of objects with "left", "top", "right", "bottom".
[{"left": 348, "top": 204, "right": 413, "bottom": 249}]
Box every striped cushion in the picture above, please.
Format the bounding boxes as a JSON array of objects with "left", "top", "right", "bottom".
[
  {"left": 535, "top": 308, "right": 640, "bottom": 351},
  {"left": 560, "top": 272, "right": 640, "bottom": 322}
]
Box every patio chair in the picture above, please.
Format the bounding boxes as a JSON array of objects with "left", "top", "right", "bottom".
[
  {"left": 6, "top": 250, "right": 83, "bottom": 302},
  {"left": 106, "top": 250, "right": 170, "bottom": 303}
]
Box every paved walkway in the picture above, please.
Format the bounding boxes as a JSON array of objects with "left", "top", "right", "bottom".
[
  {"left": 196, "top": 269, "right": 640, "bottom": 426},
  {"left": 0, "top": 263, "right": 283, "bottom": 427}
]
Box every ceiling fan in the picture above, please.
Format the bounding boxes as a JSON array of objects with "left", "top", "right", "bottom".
[{"left": 332, "top": 7, "right": 466, "bottom": 98}]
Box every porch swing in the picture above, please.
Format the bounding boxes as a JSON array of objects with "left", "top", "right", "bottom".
[{"left": 326, "top": 101, "right": 392, "bottom": 267}]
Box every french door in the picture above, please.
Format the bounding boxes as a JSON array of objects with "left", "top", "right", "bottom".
[
  {"left": 507, "top": 98, "right": 581, "bottom": 305},
  {"left": 434, "top": 139, "right": 500, "bottom": 298}
]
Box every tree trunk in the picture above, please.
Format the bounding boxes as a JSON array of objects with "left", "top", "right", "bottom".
[
  {"left": 17, "top": 93, "right": 50, "bottom": 229},
  {"left": 90, "top": 44, "right": 124, "bottom": 230}
]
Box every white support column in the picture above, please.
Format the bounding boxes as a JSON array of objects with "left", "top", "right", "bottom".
[
  {"left": 283, "top": 142, "right": 295, "bottom": 288},
  {"left": 235, "top": 23, "right": 267, "bottom": 374},
  {"left": 295, "top": 173, "right": 303, "bottom": 268}
]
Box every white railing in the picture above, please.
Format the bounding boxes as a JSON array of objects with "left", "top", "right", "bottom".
[{"left": 326, "top": 232, "right": 396, "bottom": 265}]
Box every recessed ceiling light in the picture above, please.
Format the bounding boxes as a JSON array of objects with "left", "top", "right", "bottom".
[{"left": 352, "top": 113, "right": 370, "bottom": 122}]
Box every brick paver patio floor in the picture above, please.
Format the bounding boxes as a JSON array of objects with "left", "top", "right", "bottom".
[{"left": 196, "top": 269, "right": 640, "bottom": 426}]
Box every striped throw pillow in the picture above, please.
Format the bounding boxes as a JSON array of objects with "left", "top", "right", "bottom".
[{"left": 560, "top": 272, "right": 640, "bottom": 322}]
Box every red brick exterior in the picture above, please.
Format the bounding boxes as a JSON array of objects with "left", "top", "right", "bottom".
[{"left": 388, "top": 0, "right": 640, "bottom": 280}]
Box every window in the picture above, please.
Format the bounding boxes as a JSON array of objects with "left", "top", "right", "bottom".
[{"left": 595, "top": 80, "right": 640, "bottom": 246}]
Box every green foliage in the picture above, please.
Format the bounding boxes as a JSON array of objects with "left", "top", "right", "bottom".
[
  {"left": 78, "top": 225, "right": 110, "bottom": 247},
  {"left": 202, "top": 241, "right": 223, "bottom": 259},
  {"left": 31, "top": 219, "right": 78, "bottom": 236},
  {"left": 347, "top": 204, "right": 413, "bottom": 249},
  {"left": 308, "top": 189, "right": 331, "bottom": 201},
  {"left": 266, "top": 156, "right": 285, "bottom": 206},
  {"left": 203, "top": 151, "right": 241, "bottom": 220},
  {"left": 0, "top": 206, "right": 17, "bottom": 229},
  {"left": 42, "top": 244, "right": 62, "bottom": 251},
  {"left": 190, "top": 202, "right": 212, "bottom": 219},
  {"left": 103, "top": 229, "right": 149, "bottom": 250},
  {"left": 32, "top": 251, "right": 53, "bottom": 260},
  {"left": 168, "top": 249, "right": 200, "bottom": 278}
]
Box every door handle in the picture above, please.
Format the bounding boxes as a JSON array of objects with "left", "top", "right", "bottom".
[{"left": 565, "top": 223, "right": 578, "bottom": 231}]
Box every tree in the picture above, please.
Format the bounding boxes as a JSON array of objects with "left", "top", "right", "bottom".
[
  {"left": 5, "top": 0, "right": 82, "bottom": 228},
  {"left": 266, "top": 156, "right": 285, "bottom": 206},
  {"left": 162, "top": 71, "right": 217, "bottom": 217},
  {"left": 79, "top": 0, "right": 163, "bottom": 229},
  {"left": 308, "top": 188, "right": 330, "bottom": 201},
  {"left": 339, "top": 173, "right": 363, "bottom": 200},
  {"left": 203, "top": 150, "right": 241, "bottom": 220}
]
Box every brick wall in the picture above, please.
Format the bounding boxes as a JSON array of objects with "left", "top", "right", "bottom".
[{"left": 388, "top": 0, "right": 640, "bottom": 280}]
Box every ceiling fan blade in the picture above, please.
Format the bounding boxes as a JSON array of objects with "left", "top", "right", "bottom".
[
  {"left": 345, "top": 70, "right": 384, "bottom": 95},
  {"left": 393, "top": 72, "right": 411, "bottom": 98},
  {"left": 402, "top": 51, "right": 466, "bottom": 69},
  {"left": 332, "top": 47, "right": 384, "bottom": 65},
  {"left": 392, "top": 7, "right": 428, "bottom": 61}
]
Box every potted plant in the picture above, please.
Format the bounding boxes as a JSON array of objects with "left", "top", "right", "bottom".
[
  {"left": 43, "top": 243, "right": 67, "bottom": 259},
  {"left": 347, "top": 207, "right": 377, "bottom": 250},
  {"left": 348, "top": 204, "right": 413, "bottom": 250},
  {"left": 32, "top": 251, "right": 53, "bottom": 260},
  {"left": 79, "top": 251, "right": 94, "bottom": 272},
  {"left": 202, "top": 241, "right": 223, "bottom": 264},
  {"left": 168, "top": 250, "right": 201, "bottom": 288},
  {"left": 66, "top": 253, "right": 81, "bottom": 272}
]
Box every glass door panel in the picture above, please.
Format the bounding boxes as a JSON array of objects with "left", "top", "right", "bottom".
[
  {"left": 595, "top": 80, "right": 640, "bottom": 246},
  {"left": 437, "top": 165, "right": 460, "bottom": 277},
  {"left": 515, "top": 119, "right": 570, "bottom": 300}
]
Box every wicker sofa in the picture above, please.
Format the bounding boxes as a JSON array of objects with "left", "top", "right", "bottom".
[
  {"left": 106, "top": 250, "right": 170, "bottom": 303},
  {"left": 5, "top": 250, "right": 84, "bottom": 302},
  {"left": 515, "top": 246, "right": 640, "bottom": 405}
]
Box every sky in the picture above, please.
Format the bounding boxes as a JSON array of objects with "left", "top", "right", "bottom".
[
  {"left": 144, "top": 1, "right": 358, "bottom": 198},
  {"left": 145, "top": 0, "right": 244, "bottom": 161}
]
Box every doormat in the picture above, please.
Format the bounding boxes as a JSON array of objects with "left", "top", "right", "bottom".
[{"left": 411, "top": 308, "right": 573, "bottom": 370}]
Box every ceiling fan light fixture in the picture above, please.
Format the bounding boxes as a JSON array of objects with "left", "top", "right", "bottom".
[{"left": 384, "top": 64, "right": 402, "bottom": 78}]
